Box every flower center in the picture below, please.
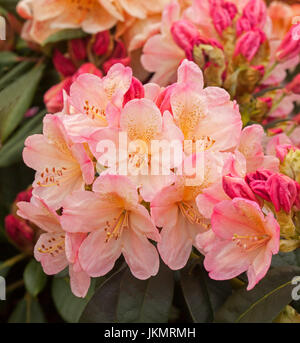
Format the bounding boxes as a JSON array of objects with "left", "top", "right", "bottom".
[
  {"left": 38, "top": 234, "right": 65, "bottom": 257},
  {"left": 232, "top": 233, "right": 270, "bottom": 252},
  {"left": 104, "top": 210, "right": 128, "bottom": 242},
  {"left": 37, "top": 167, "right": 67, "bottom": 187},
  {"left": 83, "top": 100, "right": 106, "bottom": 120},
  {"left": 179, "top": 201, "right": 204, "bottom": 225}
]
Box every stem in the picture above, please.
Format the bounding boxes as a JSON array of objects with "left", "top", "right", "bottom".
[
  {"left": 269, "top": 93, "right": 286, "bottom": 114},
  {"left": 6, "top": 280, "right": 24, "bottom": 293},
  {"left": 262, "top": 61, "right": 279, "bottom": 82},
  {"left": 0, "top": 253, "right": 27, "bottom": 272},
  {"left": 254, "top": 85, "right": 283, "bottom": 98}
]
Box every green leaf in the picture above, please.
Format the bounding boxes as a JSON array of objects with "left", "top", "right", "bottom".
[
  {"left": 52, "top": 277, "right": 96, "bottom": 323},
  {"left": 0, "top": 110, "right": 45, "bottom": 167},
  {"left": 0, "top": 63, "right": 45, "bottom": 143},
  {"left": 42, "top": 29, "right": 87, "bottom": 46},
  {"left": 0, "top": 61, "right": 32, "bottom": 91},
  {"left": 0, "top": 52, "right": 19, "bottom": 67},
  {"left": 0, "top": 0, "right": 18, "bottom": 13},
  {"left": 215, "top": 266, "right": 300, "bottom": 323},
  {"left": 24, "top": 259, "right": 47, "bottom": 297},
  {"left": 8, "top": 294, "right": 46, "bottom": 323},
  {"left": 180, "top": 262, "right": 232, "bottom": 323},
  {"left": 80, "top": 263, "right": 174, "bottom": 323}
]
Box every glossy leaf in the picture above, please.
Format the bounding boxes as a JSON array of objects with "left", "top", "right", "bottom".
[
  {"left": 42, "top": 29, "right": 87, "bottom": 46},
  {"left": 8, "top": 295, "right": 46, "bottom": 323},
  {"left": 0, "top": 110, "right": 45, "bottom": 167},
  {"left": 51, "top": 277, "right": 95, "bottom": 323},
  {"left": 180, "top": 262, "right": 232, "bottom": 323},
  {"left": 215, "top": 266, "right": 300, "bottom": 323},
  {"left": 80, "top": 263, "right": 174, "bottom": 323},
  {"left": 24, "top": 259, "right": 47, "bottom": 297},
  {"left": 0, "top": 63, "right": 45, "bottom": 143}
]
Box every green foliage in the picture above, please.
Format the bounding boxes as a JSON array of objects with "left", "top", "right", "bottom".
[
  {"left": 0, "top": 63, "right": 45, "bottom": 143},
  {"left": 80, "top": 263, "right": 174, "bottom": 323},
  {"left": 24, "top": 259, "right": 47, "bottom": 297},
  {"left": 215, "top": 266, "right": 300, "bottom": 323}
]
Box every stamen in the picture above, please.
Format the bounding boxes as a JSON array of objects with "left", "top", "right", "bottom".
[
  {"left": 104, "top": 210, "right": 128, "bottom": 243},
  {"left": 179, "top": 202, "right": 204, "bottom": 225},
  {"left": 38, "top": 235, "right": 65, "bottom": 256},
  {"left": 232, "top": 233, "right": 270, "bottom": 251},
  {"left": 37, "top": 166, "right": 67, "bottom": 187},
  {"left": 84, "top": 100, "right": 105, "bottom": 120}
]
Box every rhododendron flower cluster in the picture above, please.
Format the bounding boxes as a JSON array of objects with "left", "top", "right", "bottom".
[{"left": 17, "top": 58, "right": 300, "bottom": 298}]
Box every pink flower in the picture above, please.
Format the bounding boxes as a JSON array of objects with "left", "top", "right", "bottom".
[
  {"left": 168, "top": 60, "right": 242, "bottom": 154},
  {"left": 276, "top": 144, "right": 297, "bottom": 163},
  {"left": 23, "top": 114, "right": 95, "bottom": 210},
  {"left": 151, "top": 151, "right": 227, "bottom": 270},
  {"left": 91, "top": 97, "right": 183, "bottom": 201},
  {"left": 17, "top": 0, "right": 117, "bottom": 44},
  {"left": 198, "top": 198, "right": 280, "bottom": 290},
  {"left": 61, "top": 63, "right": 132, "bottom": 140},
  {"left": 123, "top": 76, "right": 145, "bottom": 105},
  {"left": 17, "top": 196, "right": 90, "bottom": 297},
  {"left": 238, "top": 124, "right": 279, "bottom": 173},
  {"left": 61, "top": 175, "right": 160, "bottom": 280},
  {"left": 44, "top": 63, "right": 103, "bottom": 113}
]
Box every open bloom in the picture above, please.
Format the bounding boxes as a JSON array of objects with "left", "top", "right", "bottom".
[
  {"left": 17, "top": 196, "right": 90, "bottom": 297},
  {"left": 61, "top": 175, "right": 160, "bottom": 279},
  {"left": 61, "top": 63, "right": 132, "bottom": 141},
  {"left": 198, "top": 198, "right": 280, "bottom": 290},
  {"left": 151, "top": 151, "right": 227, "bottom": 270},
  {"left": 17, "top": 0, "right": 117, "bottom": 44},
  {"left": 168, "top": 60, "right": 242, "bottom": 154},
  {"left": 23, "top": 114, "right": 95, "bottom": 210}
]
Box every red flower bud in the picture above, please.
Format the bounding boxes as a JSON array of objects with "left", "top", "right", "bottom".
[
  {"left": 123, "top": 77, "right": 145, "bottom": 105},
  {"left": 286, "top": 74, "right": 300, "bottom": 94},
  {"left": 53, "top": 49, "right": 77, "bottom": 77},
  {"left": 223, "top": 174, "right": 258, "bottom": 201},
  {"left": 243, "top": 0, "right": 267, "bottom": 28},
  {"left": 267, "top": 174, "right": 297, "bottom": 213},
  {"left": 70, "top": 38, "right": 87, "bottom": 61},
  {"left": 92, "top": 30, "right": 110, "bottom": 56},
  {"left": 211, "top": 4, "right": 232, "bottom": 35},
  {"left": 5, "top": 215, "right": 34, "bottom": 252},
  {"left": 276, "top": 23, "right": 300, "bottom": 62},
  {"left": 234, "top": 29, "right": 265, "bottom": 61},
  {"left": 171, "top": 20, "right": 201, "bottom": 60}
]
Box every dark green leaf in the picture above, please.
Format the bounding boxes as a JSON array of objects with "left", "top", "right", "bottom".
[
  {"left": 8, "top": 295, "right": 46, "bottom": 323},
  {"left": 0, "top": 110, "right": 45, "bottom": 167},
  {"left": 0, "top": 63, "right": 45, "bottom": 143},
  {"left": 0, "top": 61, "right": 32, "bottom": 91},
  {"left": 52, "top": 277, "right": 95, "bottom": 323},
  {"left": 80, "top": 263, "right": 174, "bottom": 323},
  {"left": 0, "top": 52, "right": 19, "bottom": 67},
  {"left": 42, "top": 29, "right": 87, "bottom": 46},
  {"left": 180, "top": 262, "right": 232, "bottom": 323},
  {"left": 215, "top": 266, "right": 300, "bottom": 323},
  {"left": 24, "top": 259, "right": 47, "bottom": 297}
]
